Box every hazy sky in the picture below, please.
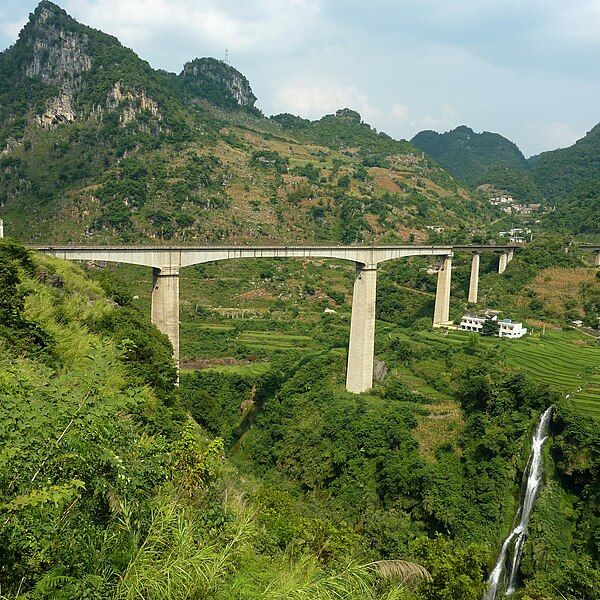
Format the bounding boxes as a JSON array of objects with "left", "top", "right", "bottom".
[{"left": 1, "top": 0, "right": 599, "bottom": 156}]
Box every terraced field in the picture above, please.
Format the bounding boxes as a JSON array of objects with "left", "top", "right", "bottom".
[
  {"left": 503, "top": 332, "right": 600, "bottom": 419},
  {"left": 196, "top": 362, "right": 272, "bottom": 376}
]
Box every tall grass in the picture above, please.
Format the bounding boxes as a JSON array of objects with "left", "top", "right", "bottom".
[{"left": 114, "top": 497, "right": 253, "bottom": 600}]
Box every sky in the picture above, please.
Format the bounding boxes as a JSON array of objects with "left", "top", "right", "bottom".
[{"left": 1, "top": 0, "right": 600, "bottom": 156}]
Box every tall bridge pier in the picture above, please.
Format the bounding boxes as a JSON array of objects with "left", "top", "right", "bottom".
[
  {"left": 33, "top": 244, "right": 518, "bottom": 394},
  {"left": 152, "top": 266, "right": 180, "bottom": 367},
  {"left": 347, "top": 263, "right": 378, "bottom": 393},
  {"left": 433, "top": 254, "right": 453, "bottom": 326},
  {"left": 468, "top": 252, "right": 480, "bottom": 303},
  {"left": 498, "top": 249, "right": 514, "bottom": 274}
]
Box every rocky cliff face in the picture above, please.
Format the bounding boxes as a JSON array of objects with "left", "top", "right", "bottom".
[
  {"left": 20, "top": 2, "right": 93, "bottom": 127},
  {"left": 180, "top": 58, "right": 257, "bottom": 109},
  {"left": 1, "top": 1, "right": 167, "bottom": 131},
  {"left": 24, "top": 4, "right": 92, "bottom": 83}
]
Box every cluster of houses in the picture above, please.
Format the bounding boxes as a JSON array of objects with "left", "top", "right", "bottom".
[
  {"left": 459, "top": 311, "right": 527, "bottom": 339},
  {"left": 498, "top": 228, "right": 531, "bottom": 243},
  {"left": 489, "top": 195, "right": 542, "bottom": 215}
]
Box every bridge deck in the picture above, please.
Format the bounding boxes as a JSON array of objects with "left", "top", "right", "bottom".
[{"left": 30, "top": 244, "right": 521, "bottom": 269}]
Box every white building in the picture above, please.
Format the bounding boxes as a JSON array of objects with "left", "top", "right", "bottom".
[
  {"left": 498, "top": 318, "right": 527, "bottom": 338},
  {"left": 425, "top": 225, "right": 445, "bottom": 234},
  {"left": 489, "top": 195, "right": 514, "bottom": 205},
  {"left": 460, "top": 314, "right": 486, "bottom": 332},
  {"left": 460, "top": 314, "right": 527, "bottom": 338}
]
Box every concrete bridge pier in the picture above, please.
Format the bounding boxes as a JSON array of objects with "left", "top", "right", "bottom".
[
  {"left": 346, "top": 263, "right": 378, "bottom": 393},
  {"left": 433, "top": 254, "right": 453, "bottom": 326},
  {"left": 151, "top": 266, "right": 180, "bottom": 368},
  {"left": 498, "top": 250, "right": 511, "bottom": 274},
  {"left": 468, "top": 252, "right": 480, "bottom": 303},
  {"left": 595, "top": 250, "right": 600, "bottom": 267}
]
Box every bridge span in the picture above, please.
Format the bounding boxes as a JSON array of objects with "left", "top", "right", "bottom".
[{"left": 32, "top": 244, "right": 521, "bottom": 393}]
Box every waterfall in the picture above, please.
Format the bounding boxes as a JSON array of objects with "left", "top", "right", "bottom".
[{"left": 483, "top": 406, "right": 553, "bottom": 600}]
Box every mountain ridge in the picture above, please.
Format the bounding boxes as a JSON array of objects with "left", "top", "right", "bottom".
[
  {"left": 411, "top": 125, "right": 529, "bottom": 186},
  {"left": 0, "top": 1, "right": 494, "bottom": 245}
]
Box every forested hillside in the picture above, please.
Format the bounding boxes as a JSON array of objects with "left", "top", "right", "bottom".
[
  {"left": 1, "top": 239, "right": 599, "bottom": 599},
  {"left": 410, "top": 123, "right": 600, "bottom": 237},
  {"left": 1, "top": 3, "right": 599, "bottom": 599},
  {"left": 0, "top": 1, "right": 493, "bottom": 245},
  {"left": 534, "top": 125, "right": 600, "bottom": 234},
  {"left": 411, "top": 126, "right": 528, "bottom": 186}
]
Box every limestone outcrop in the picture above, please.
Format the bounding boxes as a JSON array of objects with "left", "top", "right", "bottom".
[{"left": 180, "top": 58, "right": 257, "bottom": 109}]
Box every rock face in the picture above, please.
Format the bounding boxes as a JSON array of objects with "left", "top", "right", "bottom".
[
  {"left": 24, "top": 5, "right": 92, "bottom": 83},
  {"left": 180, "top": 58, "right": 257, "bottom": 109},
  {"left": 36, "top": 91, "right": 76, "bottom": 127},
  {"left": 21, "top": 2, "right": 93, "bottom": 128},
  {"left": 106, "top": 82, "right": 161, "bottom": 125}
]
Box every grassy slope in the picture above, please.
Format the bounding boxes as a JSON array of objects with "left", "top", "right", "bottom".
[{"left": 1, "top": 110, "right": 493, "bottom": 244}]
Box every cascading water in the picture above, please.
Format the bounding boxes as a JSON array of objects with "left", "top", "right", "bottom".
[{"left": 483, "top": 406, "right": 553, "bottom": 600}]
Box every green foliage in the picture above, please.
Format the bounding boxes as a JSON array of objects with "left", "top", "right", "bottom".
[
  {"left": 551, "top": 179, "right": 600, "bottom": 234},
  {"left": 481, "top": 318, "right": 499, "bottom": 336},
  {"left": 0, "top": 239, "right": 52, "bottom": 356},
  {"left": 90, "top": 306, "right": 178, "bottom": 396},
  {"left": 478, "top": 165, "right": 542, "bottom": 203},
  {"left": 411, "top": 537, "right": 487, "bottom": 600},
  {"left": 532, "top": 123, "right": 600, "bottom": 203},
  {"left": 411, "top": 126, "right": 528, "bottom": 186},
  {"left": 251, "top": 150, "right": 289, "bottom": 173}
]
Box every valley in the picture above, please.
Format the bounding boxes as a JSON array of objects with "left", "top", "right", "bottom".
[{"left": 0, "top": 2, "right": 599, "bottom": 599}]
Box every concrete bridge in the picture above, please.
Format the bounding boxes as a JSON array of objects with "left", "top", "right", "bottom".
[{"left": 33, "top": 244, "right": 521, "bottom": 393}]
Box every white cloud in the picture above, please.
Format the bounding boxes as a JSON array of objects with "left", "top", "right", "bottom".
[
  {"left": 540, "top": 122, "right": 584, "bottom": 151},
  {"left": 272, "top": 79, "right": 384, "bottom": 123},
  {"left": 390, "top": 103, "right": 409, "bottom": 121},
  {"left": 547, "top": 0, "right": 600, "bottom": 45},
  {"left": 0, "top": 20, "right": 24, "bottom": 40},
  {"left": 64, "top": 0, "right": 322, "bottom": 59}
]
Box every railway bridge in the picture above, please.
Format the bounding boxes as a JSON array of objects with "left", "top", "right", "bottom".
[{"left": 32, "top": 244, "right": 525, "bottom": 392}]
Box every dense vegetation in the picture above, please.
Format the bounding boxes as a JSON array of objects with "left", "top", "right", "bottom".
[
  {"left": 411, "top": 126, "right": 528, "bottom": 186},
  {"left": 0, "top": 2, "right": 598, "bottom": 597},
  {"left": 532, "top": 123, "right": 600, "bottom": 204},
  {"left": 3, "top": 240, "right": 598, "bottom": 599},
  {"left": 477, "top": 165, "right": 543, "bottom": 204}
]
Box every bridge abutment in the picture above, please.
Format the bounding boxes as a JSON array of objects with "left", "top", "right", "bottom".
[
  {"left": 468, "top": 252, "right": 480, "bottom": 303},
  {"left": 151, "top": 266, "right": 180, "bottom": 369},
  {"left": 433, "top": 255, "right": 452, "bottom": 326},
  {"left": 346, "top": 263, "right": 378, "bottom": 394}
]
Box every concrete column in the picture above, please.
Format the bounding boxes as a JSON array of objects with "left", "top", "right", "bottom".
[
  {"left": 498, "top": 251, "right": 509, "bottom": 274},
  {"left": 507, "top": 249, "right": 514, "bottom": 262},
  {"left": 433, "top": 254, "right": 452, "bottom": 326},
  {"left": 346, "top": 263, "right": 377, "bottom": 394},
  {"left": 595, "top": 251, "right": 600, "bottom": 267},
  {"left": 151, "top": 266, "right": 180, "bottom": 368},
  {"left": 468, "top": 252, "right": 480, "bottom": 304}
]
